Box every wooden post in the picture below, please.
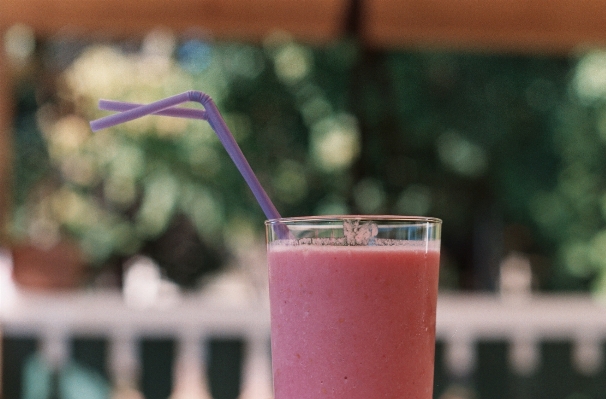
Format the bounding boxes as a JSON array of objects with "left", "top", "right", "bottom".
[
  {"left": 0, "top": 34, "right": 13, "bottom": 397},
  {"left": 0, "top": 32, "right": 14, "bottom": 246}
]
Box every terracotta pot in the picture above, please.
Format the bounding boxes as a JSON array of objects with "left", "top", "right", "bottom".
[{"left": 11, "top": 240, "right": 87, "bottom": 290}]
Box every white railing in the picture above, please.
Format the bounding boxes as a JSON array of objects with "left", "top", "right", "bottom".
[
  {"left": 436, "top": 292, "right": 606, "bottom": 376},
  {"left": 3, "top": 252, "right": 606, "bottom": 398},
  {"left": 4, "top": 290, "right": 606, "bottom": 397},
  {"left": 0, "top": 288, "right": 274, "bottom": 399}
]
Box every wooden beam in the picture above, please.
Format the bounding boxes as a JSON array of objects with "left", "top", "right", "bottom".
[
  {"left": 361, "top": 0, "right": 606, "bottom": 54},
  {"left": 3, "top": 0, "right": 606, "bottom": 54},
  {"left": 0, "top": 43, "right": 13, "bottom": 245},
  {"left": 0, "top": 0, "right": 349, "bottom": 43}
]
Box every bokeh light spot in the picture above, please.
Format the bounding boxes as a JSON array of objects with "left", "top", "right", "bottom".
[
  {"left": 136, "top": 173, "right": 179, "bottom": 237},
  {"left": 178, "top": 39, "right": 213, "bottom": 73},
  {"left": 353, "top": 178, "right": 386, "bottom": 214},
  {"left": 273, "top": 160, "right": 308, "bottom": 205},
  {"left": 573, "top": 50, "right": 606, "bottom": 103},
  {"left": 311, "top": 114, "right": 360, "bottom": 172},
  {"left": 437, "top": 131, "right": 488, "bottom": 178},
  {"left": 4, "top": 24, "right": 36, "bottom": 64},
  {"left": 396, "top": 185, "right": 432, "bottom": 216},
  {"left": 274, "top": 42, "right": 312, "bottom": 85}
]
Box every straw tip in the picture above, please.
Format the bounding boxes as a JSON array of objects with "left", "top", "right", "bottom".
[{"left": 89, "top": 119, "right": 104, "bottom": 132}]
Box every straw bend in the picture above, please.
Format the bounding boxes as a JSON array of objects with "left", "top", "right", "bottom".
[{"left": 186, "top": 90, "right": 210, "bottom": 104}]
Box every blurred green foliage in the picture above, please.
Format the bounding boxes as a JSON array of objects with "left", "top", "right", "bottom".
[{"left": 8, "top": 30, "right": 606, "bottom": 292}]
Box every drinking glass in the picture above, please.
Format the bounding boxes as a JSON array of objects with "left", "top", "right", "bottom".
[{"left": 265, "top": 216, "right": 441, "bottom": 399}]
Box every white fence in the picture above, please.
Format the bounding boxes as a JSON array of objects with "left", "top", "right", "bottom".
[
  {"left": 4, "top": 290, "right": 606, "bottom": 398},
  {"left": 3, "top": 253, "right": 606, "bottom": 398},
  {"left": 1, "top": 288, "right": 274, "bottom": 399}
]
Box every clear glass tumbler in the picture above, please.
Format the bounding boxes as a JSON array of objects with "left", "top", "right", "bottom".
[{"left": 265, "top": 216, "right": 442, "bottom": 399}]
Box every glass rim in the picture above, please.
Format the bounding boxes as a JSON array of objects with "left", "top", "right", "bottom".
[{"left": 265, "top": 215, "right": 442, "bottom": 226}]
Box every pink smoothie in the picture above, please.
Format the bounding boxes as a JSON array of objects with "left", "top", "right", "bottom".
[{"left": 268, "top": 242, "right": 440, "bottom": 399}]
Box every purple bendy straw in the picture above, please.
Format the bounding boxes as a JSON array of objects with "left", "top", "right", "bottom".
[{"left": 90, "top": 90, "right": 282, "bottom": 223}]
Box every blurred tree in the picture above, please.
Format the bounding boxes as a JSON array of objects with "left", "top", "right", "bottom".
[
  {"left": 347, "top": 50, "right": 571, "bottom": 290},
  {"left": 530, "top": 50, "right": 606, "bottom": 293},
  {"left": 10, "top": 30, "right": 606, "bottom": 292}
]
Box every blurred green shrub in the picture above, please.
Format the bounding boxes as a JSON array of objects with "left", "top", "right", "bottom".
[{"left": 9, "top": 30, "right": 606, "bottom": 292}]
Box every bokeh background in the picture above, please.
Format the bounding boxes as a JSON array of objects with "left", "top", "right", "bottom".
[
  {"left": 3, "top": 1, "right": 606, "bottom": 398},
  {"left": 8, "top": 29, "right": 606, "bottom": 294}
]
